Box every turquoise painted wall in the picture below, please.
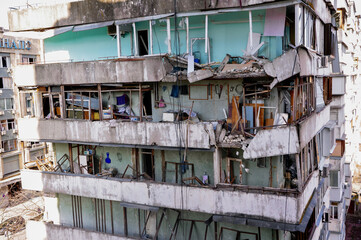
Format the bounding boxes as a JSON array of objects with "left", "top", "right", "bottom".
[
  {"left": 44, "top": 27, "right": 118, "bottom": 62},
  {"left": 44, "top": 10, "right": 284, "bottom": 64}
]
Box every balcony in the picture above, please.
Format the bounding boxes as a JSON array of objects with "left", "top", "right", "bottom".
[
  {"left": 13, "top": 57, "right": 170, "bottom": 87},
  {"left": 21, "top": 169, "right": 319, "bottom": 225},
  {"left": 298, "top": 105, "right": 331, "bottom": 149},
  {"left": 17, "top": 118, "right": 216, "bottom": 150}
]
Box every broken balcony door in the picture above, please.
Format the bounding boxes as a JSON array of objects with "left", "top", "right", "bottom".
[
  {"left": 142, "top": 149, "right": 155, "bottom": 180},
  {"left": 138, "top": 30, "right": 149, "bottom": 56}
]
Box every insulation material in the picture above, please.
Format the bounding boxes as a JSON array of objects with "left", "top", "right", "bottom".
[
  {"left": 315, "top": 78, "right": 325, "bottom": 111},
  {"left": 263, "top": 7, "right": 286, "bottom": 36},
  {"left": 266, "top": 49, "right": 301, "bottom": 89}
]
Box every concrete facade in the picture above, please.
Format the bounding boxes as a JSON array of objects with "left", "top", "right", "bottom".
[
  {"left": 0, "top": 31, "right": 47, "bottom": 195},
  {"left": 7, "top": 0, "right": 355, "bottom": 239}
]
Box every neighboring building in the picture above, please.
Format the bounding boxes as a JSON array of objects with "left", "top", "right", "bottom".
[
  {"left": 0, "top": 28, "right": 47, "bottom": 206},
  {"left": 6, "top": 0, "right": 355, "bottom": 239}
]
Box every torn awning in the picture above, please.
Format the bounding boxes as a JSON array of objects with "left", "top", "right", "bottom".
[
  {"left": 114, "top": 13, "right": 174, "bottom": 25},
  {"left": 73, "top": 21, "right": 114, "bottom": 32},
  {"left": 119, "top": 202, "right": 159, "bottom": 212},
  {"left": 243, "top": 125, "right": 299, "bottom": 159},
  {"left": 41, "top": 26, "right": 74, "bottom": 39}
]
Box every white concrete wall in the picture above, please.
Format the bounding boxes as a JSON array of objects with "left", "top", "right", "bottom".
[
  {"left": 21, "top": 169, "right": 319, "bottom": 224},
  {"left": 13, "top": 57, "right": 171, "bottom": 87},
  {"left": 26, "top": 221, "right": 135, "bottom": 240},
  {"left": 17, "top": 118, "right": 216, "bottom": 149}
]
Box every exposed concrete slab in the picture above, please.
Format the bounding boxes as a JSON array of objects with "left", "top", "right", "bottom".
[
  {"left": 266, "top": 49, "right": 300, "bottom": 89},
  {"left": 26, "top": 221, "right": 136, "bottom": 240},
  {"left": 299, "top": 105, "right": 331, "bottom": 149},
  {"left": 243, "top": 126, "right": 299, "bottom": 159},
  {"left": 13, "top": 57, "right": 171, "bottom": 86},
  {"left": 21, "top": 169, "right": 319, "bottom": 224},
  {"left": 17, "top": 118, "right": 216, "bottom": 150}
]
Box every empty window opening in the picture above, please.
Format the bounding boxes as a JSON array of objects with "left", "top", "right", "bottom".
[
  {"left": 0, "top": 55, "right": 10, "bottom": 68},
  {"left": 138, "top": 30, "right": 149, "bottom": 56},
  {"left": 43, "top": 95, "right": 50, "bottom": 118},
  {"left": 0, "top": 78, "right": 12, "bottom": 89},
  {"left": 7, "top": 119, "right": 14, "bottom": 130},
  {"left": 143, "top": 91, "right": 152, "bottom": 117},
  {"left": 142, "top": 149, "right": 154, "bottom": 180}
]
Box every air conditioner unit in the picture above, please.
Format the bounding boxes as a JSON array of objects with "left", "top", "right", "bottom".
[
  {"left": 0, "top": 111, "right": 5, "bottom": 116},
  {"left": 1, "top": 130, "right": 6, "bottom": 135},
  {"left": 26, "top": 142, "right": 32, "bottom": 147},
  {"left": 12, "top": 129, "right": 17, "bottom": 134},
  {"left": 11, "top": 109, "right": 16, "bottom": 114}
]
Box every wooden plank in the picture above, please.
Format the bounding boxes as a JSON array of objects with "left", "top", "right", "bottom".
[
  {"left": 68, "top": 143, "right": 74, "bottom": 173},
  {"left": 154, "top": 212, "right": 165, "bottom": 239},
  {"left": 161, "top": 150, "right": 166, "bottom": 182},
  {"left": 123, "top": 207, "right": 128, "bottom": 236},
  {"left": 97, "top": 84, "right": 103, "bottom": 121},
  {"left": 139, "top": 83, "right": 143, "bottom": 122}
]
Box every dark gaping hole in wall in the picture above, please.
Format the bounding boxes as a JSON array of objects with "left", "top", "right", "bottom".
[{"left": 138, "top": 30, "right": 149, "bottom": 56}]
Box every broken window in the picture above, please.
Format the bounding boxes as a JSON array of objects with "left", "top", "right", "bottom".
[
  {"left": 0, "top": 120, "right": 7, "bottom": 131},
  {"left": 65, "top": 91, "right": 99, "bottom": 120},
  {"left": 226, "top": 157, "right": 243, "bottom": 185},
  {"left": 323, "top": 77, "right": 332, "bottom": 104},
  {"left": 2, "top": 139, "right": 17, "bottom": 152},
  {"left": 303, "top": 8, "right": 316, "bottom": 49},
  {"left": 330, "top": 171, "right": 339, "bottom": 187},
  {"left": 138, "top": 30, "right": 149, "bottom": 56},
  {"left": 0, "top": 55, "right": 10, "bottom": 68},
  {"left": 7, "top": 119, "right": 15, "bottom": 130},
  {"left": 324, "top": 23, "right": 336, "bottom": 57},
  {"left": 291, "top": 77, "right": 315, "bottom": 121},
  {"left": 0, "top": 78, "right": 13, "bottom": 89},
  {"left": 142, "top": 149, "right": 154, "bottom": 180},
  {"left": 22, "top": 55, "right": 36, "bottom": 64},
  {"left": 0, "top": 98, "right": 13, "bottom": 110},
  {"left": 330, "top": 202, "right": 339, "bottom": 219},
  {"left": 25, "top": 93, "right": 34, "bottom": 116},
  {"left": 256, "top": 158, "right": 267, "bottom": 168}
]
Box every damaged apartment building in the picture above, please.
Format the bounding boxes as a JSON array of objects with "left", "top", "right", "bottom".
[
  {"left": 0, "top": 28, "right": 47, "bottom": 206},
  {"left": 6, "top": 0, "right": 353, "bottom": 239}
]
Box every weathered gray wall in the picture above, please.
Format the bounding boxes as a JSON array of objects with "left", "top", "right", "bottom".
[{"left": 7, "top": 0, "right": 276, "bottom": 32}]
